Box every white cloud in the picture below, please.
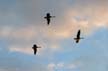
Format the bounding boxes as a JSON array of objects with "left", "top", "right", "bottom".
[
  {"left": 47, "top": 63, "right": 56, "bottom": 71},
  {"left": 9, "top": 45, "right": 33, "bottom": 55},
  {"left": 67, "top": 64, "right": 77, "bottom": 69},
  {"left": 47, "top": 62, "right": 78, "bottom": 71},
  {"left": 57, "top": 62, "right": 64, "bottom": 68},
  {"left": 0, "top": 26, "right": 38, "bottom": 40}
]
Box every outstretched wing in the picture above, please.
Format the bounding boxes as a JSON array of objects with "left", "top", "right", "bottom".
[
  {"left": 77, "top": 30, "right": 80, "bottom": 38},
  {"left": 38, "top": 46, "right": 41, "bottom": 48},
  {"left": 51, "top": 16, "right": 55, "bottom": 18},
  {"left": 44, "top": 16, "right": 47, "bottom": 19}
]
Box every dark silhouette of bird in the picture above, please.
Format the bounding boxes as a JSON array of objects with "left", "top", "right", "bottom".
[
  {"left": 74, "top": 30, "right": 84, "bottom": 43},
  {"left": 32, "top": 44, "right": 41, "bottom": 55},
  {"left": 44, "top": 13, "right": 55, "bottom": 25}
]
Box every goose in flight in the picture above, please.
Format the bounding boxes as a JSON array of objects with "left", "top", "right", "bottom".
[
  {"left": 74, "top": 30, "right": 84, "bottom": 43},
  {"left": 32, "top": 44, "right": 41, "bottom": 55},
  {"left": 44, "top": 13, "right": 55, "bottom": 25}
]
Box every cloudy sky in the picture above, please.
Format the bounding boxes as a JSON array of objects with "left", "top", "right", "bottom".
[{"left": 0, "top": 0, "right": 108, "bottom": 71}]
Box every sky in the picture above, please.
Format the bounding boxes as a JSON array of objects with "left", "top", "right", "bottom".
[{"left": 0, "top": 0, "right": 108, "bottom": 71}]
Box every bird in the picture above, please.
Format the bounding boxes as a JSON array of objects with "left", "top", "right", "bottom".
[
  {"left": 74, "top": 30, "right": 84, "bottom": 43},
  {"left": 44, "top": 13, "right": 55, "bottom": 25},
  {"left": 32, "top": 44, "right": 41, "bottom": 55}
]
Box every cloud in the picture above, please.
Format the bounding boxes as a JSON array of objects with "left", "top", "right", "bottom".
[
  {"left": 9, "top": 46, "right": 33, "bottom": 55},
  {"left": 0, "top": 0, "right": 108, "bottom": 71},
  {"left": 0, "top": 1, "right": 108, "bottom": 63},
  {"left": 0, "top": 0, "right": 107, "bottom": 57},
  {"left": 47, "top": 62, "right": 78, "bottom": 71},
  {"left": 0, "top": 0, "right": 108, "bottom": 40},
  {"left": 47, "top": 63, "right": 56, "bottom": 71},
  {"left": 7, "top": 40, "right": 62, "bottom": 59},
  {"left": 0, "top": 26, "right": 37, "bottom": 40}
]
